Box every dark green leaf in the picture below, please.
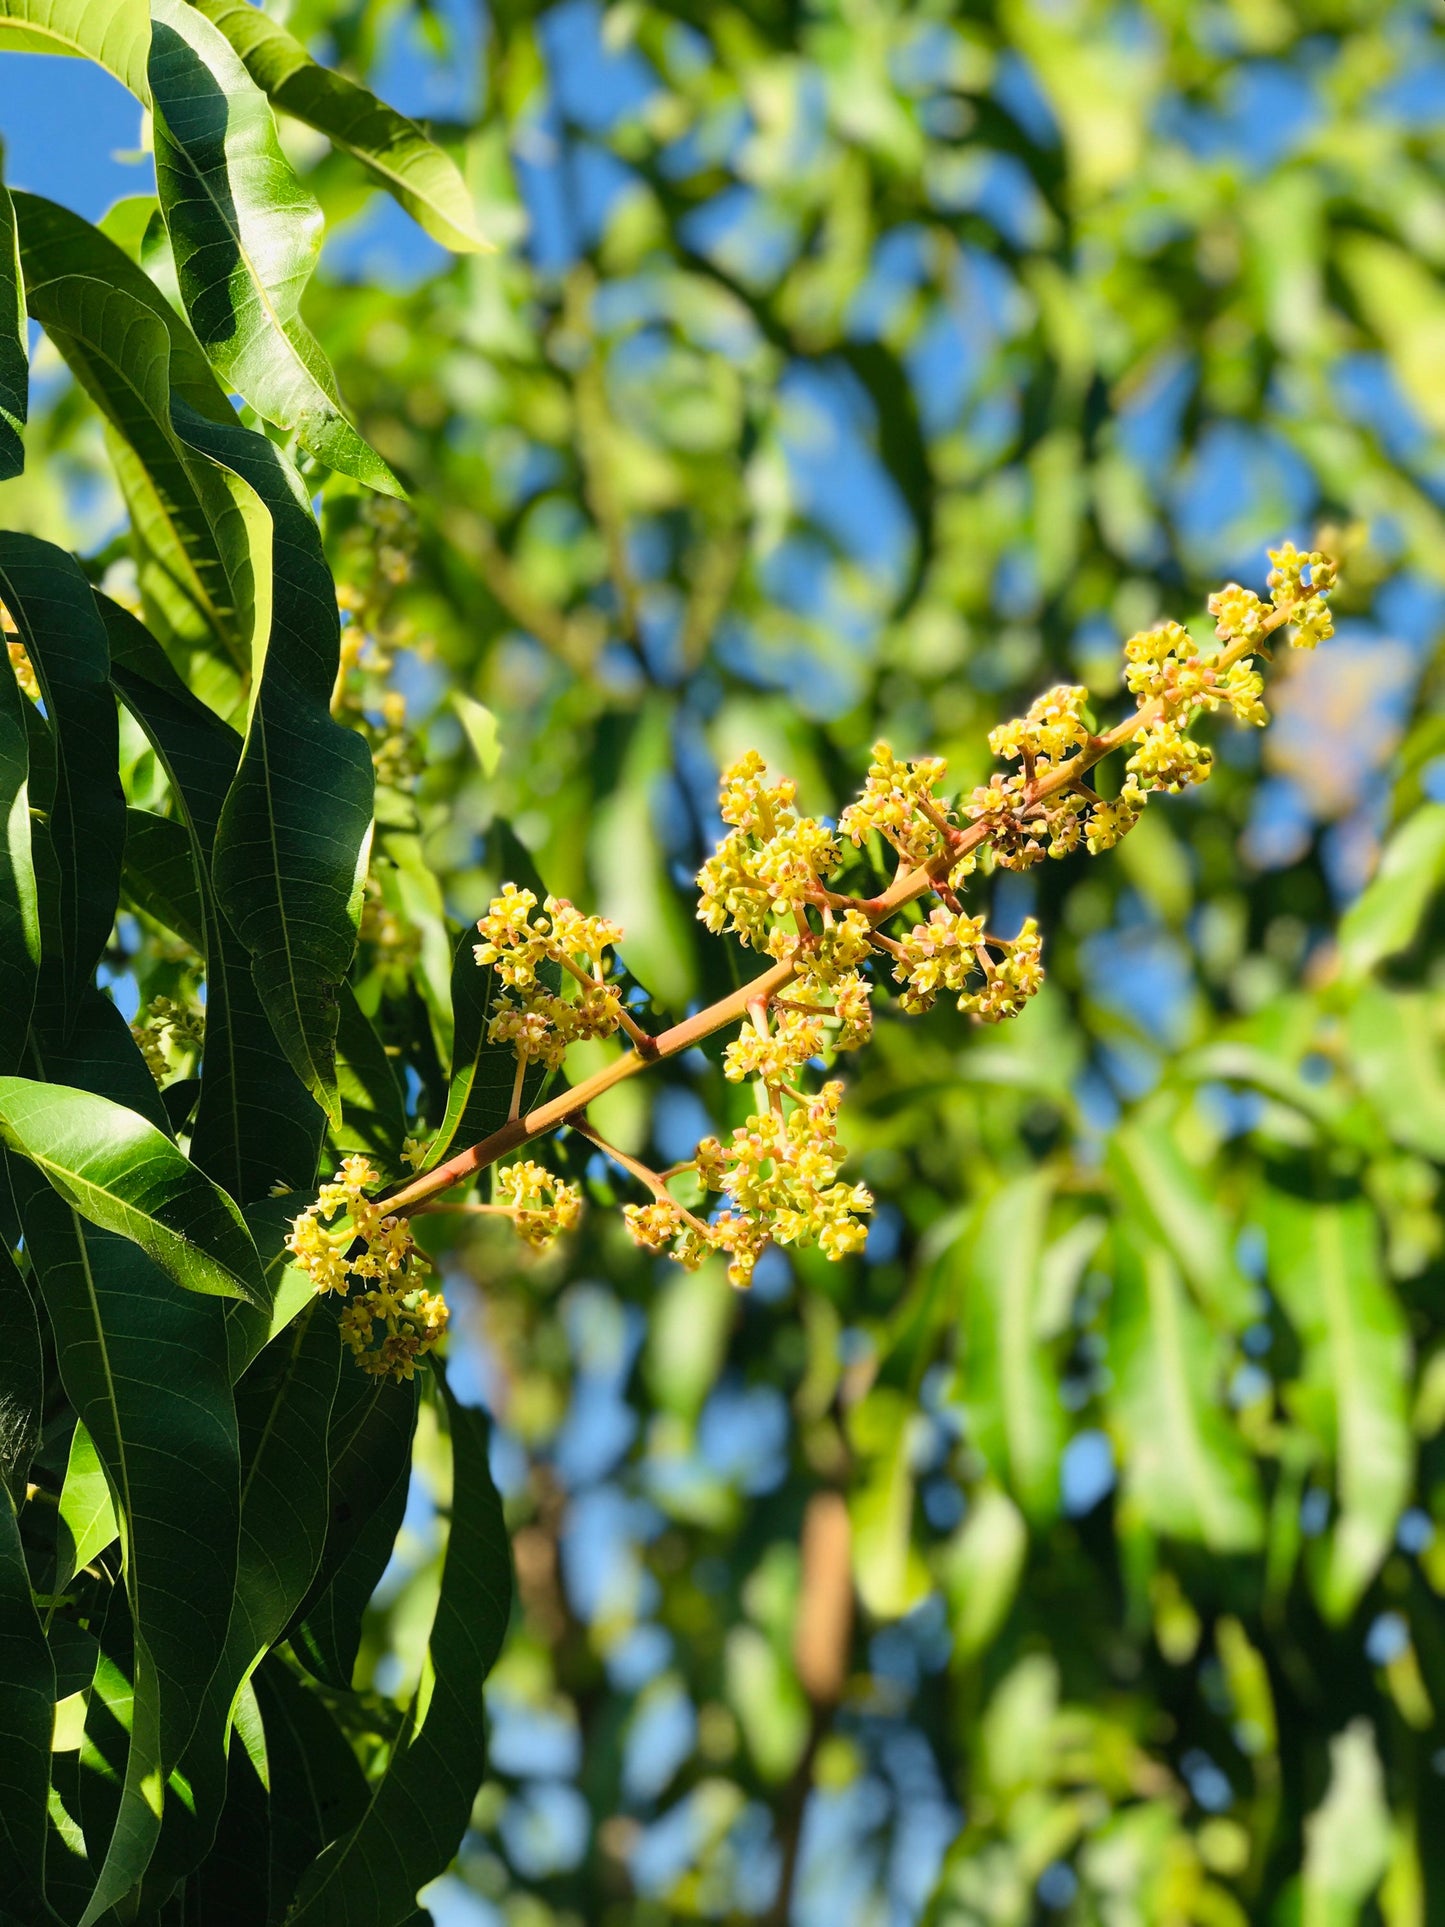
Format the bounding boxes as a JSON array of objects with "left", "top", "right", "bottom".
[
  {"left": 0, "top": 180, "right": 25, "bottom": 478},
  {"left": 289, "top": 1370, "right": 512, "bottom": 1926},
  {"left": 121, "top": 806, "right": 203, "bottom": 948},
  {"left": 15, "top": 1172, "right": 239, "bottom": 1923},
  {"left": 34, "top": 987, "right": 173, "bottom": 1138},
  {"left": 56, "top": 1418, "right": 118, "bottom": 1591},
  {"left": 148, "top": 0, "right": 403, "bottom": 495},
  {"left": 194, "top": 1, "right": 489, "bottom": 254},
  {"left": 253, "top": 1656, "right": 369, "bottom": 1922},
  {"left": 335, "top": 984, "right": 407, "bottom": 1164},
  {"left": 0, "top": 0, "right": 152, "bottom": 100},
  {"left": 0, "top": 1485, "right": 53, "bottom": 1920},
  {"left": 0, "top": 621, "right": 40, "bottom": 1073},
  {"left": 0, "top": 1239, "right": 40, "bottom": 1502},
  {"left": 0, "top": 531, "right": 122, "bottom": 1034},
  {"left": 178, "top": 405, "right": 374, "bottom": 1134},
  {"left": 0, "top": 1076, "right": 267, "bottom": 1306}
]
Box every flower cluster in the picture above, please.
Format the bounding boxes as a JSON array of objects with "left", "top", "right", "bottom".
[
  {"left": 286, "top": 1156, "right": 448, "bottom": 1380},
  {"left": 838, "top": 741, "right": 953, "bottom": 870},
  {"left": 476, "top": 885, "right": 628, "bottom": 1070},
  {"left": 697, "top": 750, "right": 842, "bottom": 953},
  {"left": 495, "top": 1159, "right": 583, "bottom": 1250},
  {"left": 131, "top": 996, "right": 206, "bottom": 1083}
]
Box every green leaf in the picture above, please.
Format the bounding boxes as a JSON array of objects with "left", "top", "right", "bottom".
[
  {"left": 0, "top": 627, "right": 38, "bottom": 1072},
  {"left": 56, "top": 1419, "right": 118, "bottom": 1591},
  {"left": 14, "top": 1172, "right": 239, "bottom": 1924},
  {"left": 178, "top": 405, "right": 374, "bottom": 1133},
  {"left": 848, "top": 1386, "right": 930, "bottom": 1620},
  {"left": 34, "top": 986, "right": 173, "bottom": 1138},
  {"left": 0, "top": 532, "right": 122, "bottom": 1033},
  {"left": 289, "top": 1347, "right": 419, "bottom": 1692},
  {"left": 0, "top": 180, "right": 26, "bottom": 479},
  {"left": 1108, "top": 1233, "right": 1265, "bottom": 1552},
  {"left": 0, "top": 1077, "right": 267, "bottom": 1306},
  {"left": 121, "top": 806, "right": 203, "bottom": 947},
  {"left": 958, "top": 1171, "right": 1064, "bottom": 1525},
  {"left": 0, "top": 1485, "right": 53, "bottom": 1919},
  {"left": 103, "top": 596, "right": 324, "bottom": 1201},
  {"left": 1265, "top": 1190, "right": 1412, "bottom": 1621},
  {"left": 12, "top": 193, "right": 248, "bottom": 675},
  {"left": 335, "top": 985, "right": 407, "bottom": 1164},
  {"left": 289, "top": 1370, "right": 512, "bottom": 1927},
  {"left": 0, "top": 0, "right": 151, "bottom": 101},
  {"left": 937, "top": 1482, "right": 1027, "bottom": 1662},
  {"left": 253, "top": 1656, "right": 369, "bottom": 1922},
  {"left": 1345, "top": 984, "right": 1445, "bottom": 1161},
  {"left": 193, "top": 1, "right": 490, "bottom": 254},
  {"left": 0, "top": 1242, "right": 41, "bottom": 1501},
  {"left": 1110, "top": 1117, "right": 1254, "bottom": 1328},
  {"left": 1337, "top": 803, "right": 1445, "bottom": 981},
  {"left": 1300, "top": 1718, "right": 1392, "bottom": 1926},
  {"left": 148, "top": 0, "right": 403, "bottom": 495}
]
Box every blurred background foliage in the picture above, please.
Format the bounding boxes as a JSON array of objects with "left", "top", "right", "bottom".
[{"left": 7, "top": 0, "right": 1445, "bottom": 1919}]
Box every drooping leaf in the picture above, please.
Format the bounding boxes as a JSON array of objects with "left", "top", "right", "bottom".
[
  {"left": 147, "top": 0, "right": 403, "bottom": 494},
  {"left": 253, "top": 1655, "right": 370, "bottom": 1922},
  {"left": 103, "top": 597, "right": 324, "bottom": 1201},
  {"left": 0, "top": 1077, "right": 267, "bottom": 1306},
  {"left": 0, "top": 179, "right": 26, "bottom": 478},
  {"left": 335, "top": 984, "right": 407, "bottom": 1164},
  {"left": 1110, "top": 1117, "right": 1254, "bottom": 1328},
  {"left": 0, "top": 0, "right": 151, "bottom": 100},
  {"left": 1265, "top": 1190, "right": 1412, "bottom": 1621},
  {"left": 1107, "top": 1232, "right": 1265, "bottom": 1552},
  {"left": 289, "top": 1370, "right": 512, "bottom": 1927},
  {"left": 0, "top": 1484, "right": 53, "bottom": 1920},
  {"left": 179, "top": 404, "right": 374, "bottom": 1134},
  {"left": 193, "top": 1, "right": 489, "bottom": 254},
  {"left": 12, "top": 193, "right": 248, "bottom": 674},
  {"left": 1345, "top": 984, "right": 1445, "bottom": 1162},
  {"left": 1337, "top": 802, "right": 1445, "bottom": 981},
  {"left": 34, "top": 987, "right": 173, "bottom": 1138},
  {"left": 958, "top": 1170, "right": 1064, "bottom": 1525},
  {"left": 224, "top": 1196, "right": 323, "bottom": 1386},
  {"left": 14, "top": 1171, "right": 239, "bottom": 1925},
  {"left": 121, "top": 805, "right": 203, "bottom": 947},
  {"left": 56, "top": 1419, "right": 118, "bottom": 1591},
  {"left": 289, "top": 1341, "right": 419, "bottom": 1691},
  {"left": 1300, "top": 1718, "right": 1392, "bottom": 1925},
  {"left": 0, "top": 1240, "right": 40, "bottom": 1502},
  {"left": 847, "top": 1386, "right": 930, "bottom": 1620},
  {"left": 937, "top": 1482, "right": 1028, "bottom": 1662},
  {"left": 0, "top": 531, "right": 122, "bottom": 1034},
  {"left": 0, "top": 622, "right": 38, "bottom": 1073}
]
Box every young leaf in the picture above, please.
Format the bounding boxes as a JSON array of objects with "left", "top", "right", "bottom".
[
  {"left": 1337, "top": 802, "right": 1445, "bottom": 981},
  {"left": 0, "top": 179, "right": 26, "bottom": 478},
  {"left": 0, "top": 0, "right": 152, "bottom": 101},
  {"left": 56, "top": 1419, "right": 119, "bottom": 1592},
  {"left": 193, "top": 1, "right": 490, "bottom": 254},
  {"left": 0, "top": 1485, "right": 53, "bottom": 1920},
  {"left": 0, "top": 532, "right": 122, "bottom": 1036},
  {"left": 147, "top": 0, "right": 403, "bottom": 495},
  {"left": 288, "top": 1370, "right": 512, "bottom": 1927},
  {"left": 1108, "top": 1232, "right": 1264, "bottom": 1552},
  {"left": 14, "top": 1177, "right": 239, "bottom": 1924},
  {"left": 1265, "top": 1189, "right": 1412, "bottom": 1621},
  {"left": 958, "top": 1170, "right": 1064, "bottom": 1525},
  {"left": 0, "top": 1077, "right": 268, "bottom": 1306},
  {"left": 177, "top": 406, "right": 374, "bottom": 1134}
]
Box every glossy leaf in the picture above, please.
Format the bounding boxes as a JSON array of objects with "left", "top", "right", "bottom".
[
  {"left": 1337, "top": 803, "right": 1445, "bottom": 981},
  {"left": 0, "top": 531, "right": 122, "bottom": 1034},
  {"left": 1265, "top": 1190, "right": 1412, "bottom": 1621},
  {"left": 1110, "top": 1118, "right": 1254, "bottom": 1328},
  {"left": 194, "top": 0, "right": 489, "bottom": 253},
  {"left": 56, "top": 1419, "right": 118, "bottom": 1591},
  {"left": 0, "top": 1241, "right": 40, "bottom": 1502},
  {"left": 0, "top": 1485, "right": 52, "bottom": 1919},
  {"left": 335, "top": 985, "right": 407, "bottom": 1164},
  {"left": 958, "top": 1171, "right": 1064, "bottom": 1524},
  {"left": 0, "top": 179, "right": 25, "bottom": 478},
  {"left": 15, "top": 1173, "right": 239, "bottom": 1924},
  {"left": 0, "top": 0, "right": 151, "bottom": 100},
  {"left": 289, "top": 1371, "right": 512, "bottom": 1927},
  {"left": 148, "top": 0, "right": 402, "bottom": 495},
  {"left": 35, "top": 987, "right": 173, "bottom": 1138},
  {"left": 1108, "top": 1233, "right": 1264, "bottom": 1552},
  {"left": 254, "top": 1656, "right": 370, "bottom": 1921},
  {"left": 182, "top": 405, "right": 374, "bottom": 1133},
  {"left": 0, "top": 627, "right": 37, "bottom": 1074},
  {"left": 0, "top": 1076, "right": 267, "bottom": 1306}
]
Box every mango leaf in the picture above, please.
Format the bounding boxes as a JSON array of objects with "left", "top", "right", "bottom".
[
  {"left": 56, "top": 1419, "right": 119, "bottom": 1591},
  {"left": 937, "top": 1482, "right": 1028, "bottom": 1662},
  {"left": 1345, "top": 984, "right": 1445, "bottom": 1162},
  {"left": 34, "top": 987, "right": 173, "bottom": 1138},
  {"left": 193, "top": 0, "right": 489, "bottom": 254},
  {"left": 0, "top": 1241, "right": 41, "bottom": 1500},
  {"left": 121, "top": 806, "right": 203, "bottom": 946},
  {"left": 0, "top": 531, "right": 122, "bottom": 1034},
  {"left": 148, "top": 0, "right": 402, "bottom": 495},
  {"left": 958, "top": 1171, "right": 1064, "bottom": 1525},
  {"left": 0, "top": 623, "right": 37, "bottom": 1074},
  {"left": 289, "top": 1344, "right": 419, "bottom": 1691},
  {"left": 103, "top": 597, "right": 323, "bottom": 1202},
  {"left": 0, "top": 179, "right": 25, "bottom": 477},
  {"left": 1300, "top": 1718, "right": 1392, "bottom": 1925},
  {"left": 0, "top": 1077, "right": 267, "bottom": 1306},
  {"left": 1110, "top": 1117, "right": 1254, "bottom": 1328},
  {"left": 1108, "top": 1233, "right": 1264, "bottom": 1552},
  {"left": 12, "top": 193, "right": 248, "bottom": 672},
  {"left": 14, "top": 1170, "right": 239, "bottom": 1925},
  {"left": 289, "top": 1370, "right": 512, "bottom": 1927},
  {"left": 1265, "top": 1190, "right": 1412, "bottom": 1621},
  {"left": 847, "top": 1386, "right": 930, "bottom": 1620},
  {"left": 0, "top": 1485, "right": 53, "bottom": 1919},
  {"left": 1337, "top": 803, "right": 1445, "bottom": 981},
  {"left": 335, "top": 985, "right": 407, "bottom": 1164},
  {"left": 178, "top": 405, "right": 374, "bottom": 1134},
  {"left": 0, "top": 0, "right": 151, "bottom": 100},
  {"left": 253, "top": 1656, "right": 370, "bottom": 1922}
]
